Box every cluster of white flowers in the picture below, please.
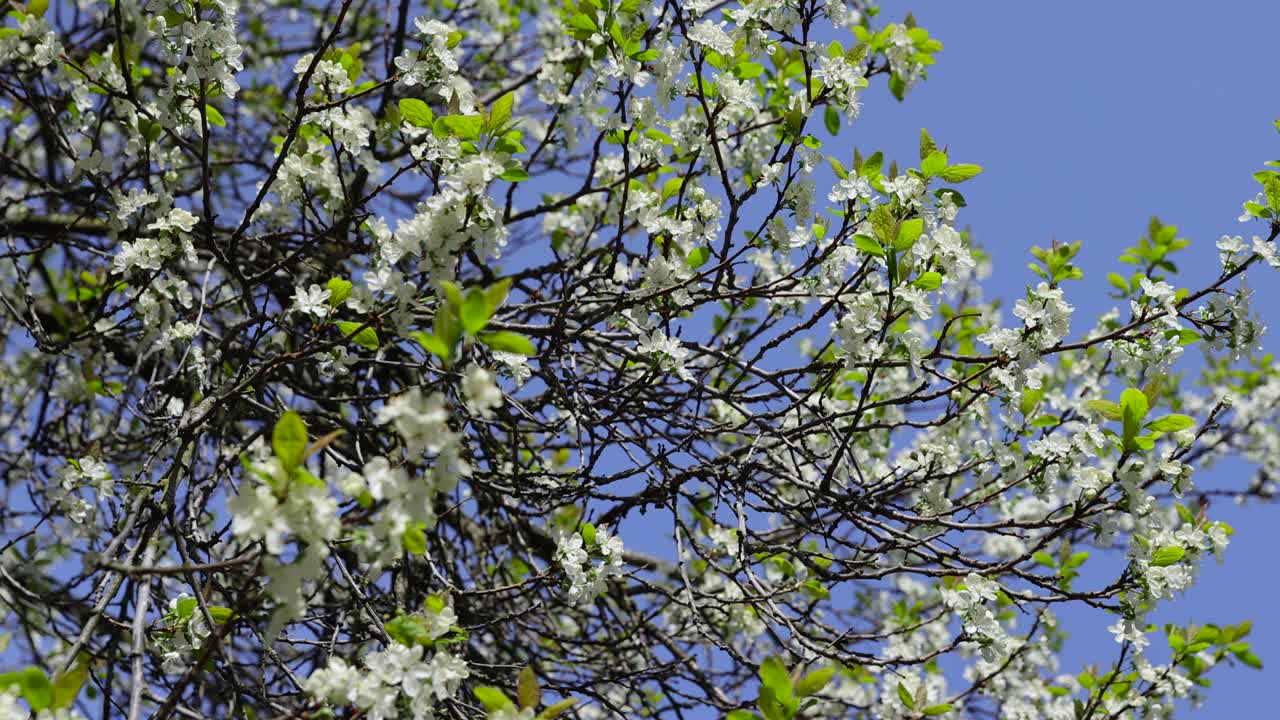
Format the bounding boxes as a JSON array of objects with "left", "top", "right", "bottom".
[
  {"left": 157, "top": 594, "right": 213, "bottom": 675},
  {"left": 815, "top": 51, "right": 867, "bottom": 118},
  {"left": 555, "top": 525, "right": 625, "bottom": 605},
  {"left": 392, "top": 185, "right": 508, "bottom": 285},
  {"left": 462, "top": 365, "right": 504, "bottom": 418},
  {"left": 940, "top": 573, "right": 1010, "bottom": 662},
  {"left": 291, "top": 284, "right": 331, "bottom": 317},
  {"left": 114, "top": 207, "right": 200, "bottom": 274},
  {"left": 304, "top": 643, "right": 470, "bottom": 720},
  {"left": 227, "top": 453, "right": 341, "bottom": 617},
  {"left": 395, "top": 18, "right": 463, "bottom": 92},
  {"left": 0, "top": 8, "right": 61, "bottom": 69},
  {"left": 686, "top": 20, "right": 735, "bottom": 57},
  {"left": 636, "top": 329, "right": 695, "bottom": 381}
]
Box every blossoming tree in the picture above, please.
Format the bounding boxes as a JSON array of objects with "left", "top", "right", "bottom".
[{"left": 1, "top": 0, "right": 1279, "bottom": 718}]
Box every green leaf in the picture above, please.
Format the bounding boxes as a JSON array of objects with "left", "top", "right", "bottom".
[
  {"left": 661, "top": 176, "right": 686, "bottom": 202},
  {"left": 938, "top": 164, "right": 983, "bottom": 182},
  {"left": 921, "top": 150, "right": 947, "bottom": 178},
  {"left": 474, "top": 686, "right": 514, "bottom": 712},
  {"left": 434, "top": 305, "right": 462, "bottom": 351},
  {"left": 438, "top": 281, "right": 464, "bottom": 308},
  {"left": 478, "top": 331, "right": 536, "bottom": 356},
  {"left": 923, "top": 705, "right": 955, "bottom": 716},
  {"left": 208, "top": 606, "right": 235, "bottom": 624},
  {"left": 1146, "top": 414, "right": 1195, "bottom": 433},
  {"left": 538, "top": 698, "right": 580, "bottom": 719},
  {"left": 1234, "top": 648, "right": 1263, "bottom": 669},
  {"left": 919, "top": 128, "right": 938, "bottom": 160},
  {"left": 1265, "top": 175, "right": 1280, "bottom": 212},
  {"left": 398, "top": 98, "right": 434, "bottom": 127},
  {"left": 913, "top": 271, "right": 942, "bottom": 290},
  {"left": 51, "top": 663, "right": 86, "bottom": 710},
  {"left": 461, "top": 289, "right": 494, "bottom": 335},
  {"left": 518, "top": 666, "right": 541, "bottom": 710},
  {"left": 205, "top": 104, "right": 226, "bottom": 127},
  {"left": 859, "top": 150, "right": 884, "bottom": 179},
  {"left": 757, "top": 656, "right": 793, "bottom": 702},
  {"left": 869, "top": 205, "right": 895, "bottom": 246},
  {"left": 402, "top": 525, "right": 427, "bottom": 555},
  {"left": 438, "top": 114, "right": 484, "bottom": 141},
  {"left": 1065, "top": 551, "right": 1090, "bottom": 569},
  {"left": 897, "top": 681, "right": 915, "bottom": 710},
  {"left": 484, "top": 278, "right": 513, "bottom": 312},
  {"left": 725, "top": 712, "right": 763, "bottom": 720},
  {"left": 336, "top": 321, "right": 379, "bottom": 350},
  {"left": 756, "top": 686, "right": 784, "bottom": 720},
  {"left": 326, "top": 277, "right": 352, "bottom": 306},
  {"left": 796, "top": 667, "right": 835, "bottom": 696},
  {"left": 895, "top": 218, "right": 924, "bottom": 252},
  {"left": 1085, "top": 399, "right": 1122, "bottom": 421},
  {"left": 385, "top": 614, "right": 434, "bottom": 647},
  {"left": 489, "top": 92, "right": 515, "bottom": 128},
  {"left": 1120, "top": 387, "right": 1149, "bottom": 443},
  {"left": 500, "top": 166, "right": 530, "bottom": 182},
  {"left": 824, "top": 105, "right": 840, "bottom": 136},
  {"left": 567, "top": 13, "right": 598, "bottom": 32},
  {"left": 28, "top": 0, "right": 48, "bottom": 19},
  {"left": 854, "top": 235, "right": 886, "bottom": 257},
  {"left": 411, "top": 331, "right": 451, "bottom": 361},
  {"left": 688, "top": 246, "right": 711, "bottom": 268},
  {"left": 21, "top": 667, "right": 52, "bottom": 712},
  {"left": 272, "top": 411, "right": 308, "bottom": 469},
  {"left": 1150, "top": 546, "right": 1186, "bottom": 567},
  {"left": 737, "top": 62, "right": 765, "bottom": 79}
]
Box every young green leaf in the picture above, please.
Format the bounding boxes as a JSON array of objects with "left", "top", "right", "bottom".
[
  {"left": 897, "top": 681, "right": 915, "bottom": 710},
  {"left": 461, "top": 289, "right": 494, "bottom": 335},
  {"left": 205, "top": 104, "right": 226, "bottom": 127},
  {"left": 1085, "top": 399, "right": 1122, "bottom": 421},
  {"left": 326, "top": 277, "right": 353, "bottom": 306},
  {"left": 757, "top": 656, "right": 793, "bottom": 702},
  {"left": 399, "top": 98, "right": 434, "bottom": 127},
  {"left": 1120, "top": 388, "right": 1149, "bottom": 444},
  {"left": 411, "top": 331, "right": 451, "bottom": 362},
  {"left": 489, "top": 92, "right": 515, "bottom": 128},
  {"left": 937, "top": 164, "right": 983, "bottom": 182},
  {"left": 474, "top": 686, "right": 514, "bottom": 712},
  {"left": 518, "top": 666, "right": 541, "bottom": 710},
  {"left": 1150, "top": 546, "right": 1186, "bottom": 567},
  {"left": 921, "top": 150, "right": 947, "bottom": 178},
  {"left": 895, "top": 218, "right": 924, "bottom": 252},
  {"left": 402, "top": 526, "right": 427, "bottom": 555},
  {"left": 795, "top": 666, "right": 835, "bottom": 696},
  {"left": 688, "top": 246, "right": 711, "bottom": 268},
  {"left": 51, "top": 663, "right": 86, "bottom": 710},
  {"left": 478, "top": 331, "right": 536, "bottom": 356},
  {"left": 337, "top": 321, "right": 379, "bottom": 351},
  {"left": 854, "top": 235, "right": 886, "bottom": 257},
  {"left": 913, "top": 271, "right": 942, "bottom": 290},
  {"left": 21, "top": 667, "right": 52, "bottom": 712},
  {"left": 272, "top": 411, "right": 308, "bottom": 469},
  {"left": 1146, "top": 414, "right": 1195, "bottom": 433},
  {"left": 538, "top": 698, "right": 580, "bottom": 719}
]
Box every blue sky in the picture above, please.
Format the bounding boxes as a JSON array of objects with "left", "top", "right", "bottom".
[{"left": 842, "top": 1, "right": 1280, "bottom": 713}]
